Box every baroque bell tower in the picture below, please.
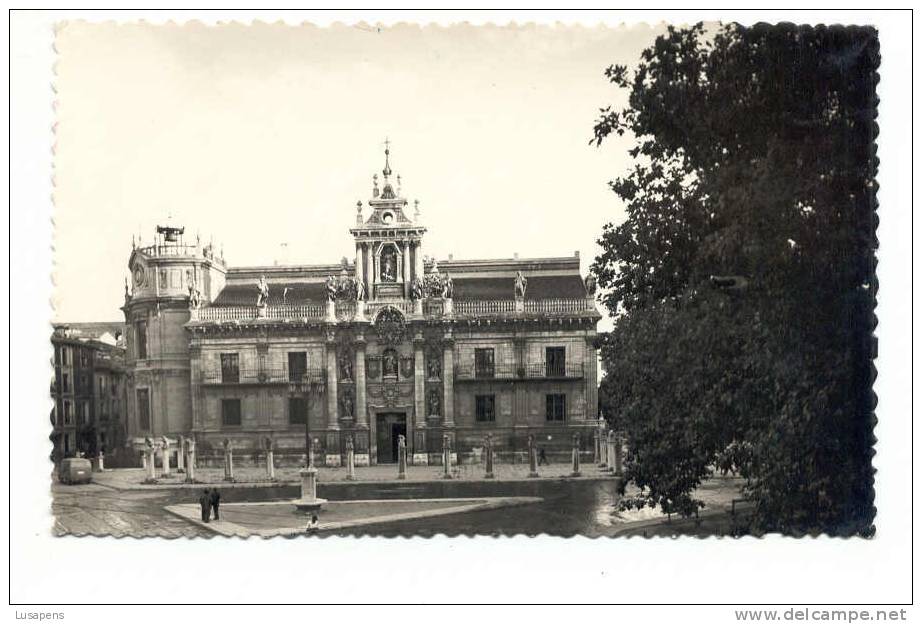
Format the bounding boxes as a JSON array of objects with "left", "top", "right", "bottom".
[{"left": 350, "top": 141, "right": 426, "bottom": 301}]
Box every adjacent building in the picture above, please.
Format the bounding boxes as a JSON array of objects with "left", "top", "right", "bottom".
[
  {"left": 50, "top": 324, "right": 128, "bottom": 462},
  {"left": 122, "top": 149, "right": 601, "bottom": 465}
]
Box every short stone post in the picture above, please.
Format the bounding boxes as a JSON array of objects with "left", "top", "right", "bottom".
[
  {"left": 94, "top": 451, "right": 105, "bottom": 472},
  {"left": 397, "top": 435, "right": 407, "bottom": 480},
  {"left": 527, "top": 434, "right": 539, "bottom": 478},
  {"left": 484, "top": 434, "right": 495, "bottom": 479},
  {"left": 345, "top": 435, "right": 356, "bottom": 481},
  {"left": 264, "top": 437, "right": 276, "bottom": 481},
  {"left": 613, "top": 432, "right": 623, "bottom": 477},
  {"left": 607, "top": 431, "right": 616, "bottom": 474},
  {"left": 223, "top": 438, "right": 235, "bottom": 482},
  {"left": 144, "top": 439, "right": 157, "bottom": 483},
  {"left": 593, "top": 431, "right": 600, "bottom": 465},
  {"left": 159, "top": 436, "right": 171, "bottom": 477},
  {"left": 185, "top": 438, "right": 196, "bottom": 484},
  {"left": 571, "top": 433, "right": 582, "bottom": 477},
  {"left": 176, "top": 436, "right": 186, "bottom": 473},
  {"left": 140, "top": 450, "right": 148, "bottom": 471},
  {"left": 441, "top": 434, "right": 452, "bottom": 480}
]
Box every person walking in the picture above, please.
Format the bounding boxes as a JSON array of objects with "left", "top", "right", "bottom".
[
  {"left": 209, "top": 488, "right": 221, "bottom": 521},
  {"left": 538, "top": 447, "right": 549, "bottom": 466},
  {"left": 199, "top": 489, "right": 211, "bottom": 523}
]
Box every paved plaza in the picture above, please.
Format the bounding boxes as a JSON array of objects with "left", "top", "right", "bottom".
[
  {"left": 167, "top": 496, "right": 542, "bottom": 537},
  {"left": 51, "top": 463, "right": 746, "bottom": 537}
]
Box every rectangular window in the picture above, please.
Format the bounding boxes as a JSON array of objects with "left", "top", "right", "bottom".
[
  {"left": 62, "top": 374, "right": 70, "bottom": 393},
  {"left": 61, "top": 347, "right": 68, "bottom": 366},
  {"left": 54, "top": 346, "right": 60, "bottom": 365},
  {"left": 137, "top": 389, "right": 150, "bottom": 430},
  {"left": 546, "top": 394, "right": 567, "bottom": 422},
  {"left": 288, "top": 352, "right": 307, "bottom": 383},
  {"left": 222, "top": 399, "right": 242, "bottom": 427},
  {"left": 136, "top": 321, "right": 148, "bottom": 360},
  {"left": 474, "top": 348, "right": 495, "bottom": 378},
  {"left": 289, "top": 397, "right": 308, "bottom": 425},
  {"left": 221, "top": 353, "right": 240, "bottom": 383},
  {"left": 546, "top": 347, "right": 566, "bottom": 377},
  {"left": 63, "top": 401, "right": 72, "bottom": 426},
  {"left": 77, "top": 403, "right": 87, "bottom": 427},
  {"left": 475, "top": 395, "right": 496, "bottom": 422}
]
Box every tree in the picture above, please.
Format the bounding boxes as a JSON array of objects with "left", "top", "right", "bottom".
[{"left": 592, "top": 23, "right": 877, "bottom": 535}]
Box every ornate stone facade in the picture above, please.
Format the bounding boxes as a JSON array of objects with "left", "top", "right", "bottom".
[{"left": 122, "top": 149, "right": 601, "bottom": 465}]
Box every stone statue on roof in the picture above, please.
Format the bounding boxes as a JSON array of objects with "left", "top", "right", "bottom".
[
  {"left": 256, "top": 275, "right": 269, "bottom": 307},
  {"left": 325, "top": 275, "right": 337, "bottom": 302},
  {"left": 514, "top": 271, "right": 528, "bottom": 298},
  {"left": 443, "top": 273, "right": 454, "bottom": 299},
  {"left": 354, "top": 276, "right": 366, "bottom": 301}
]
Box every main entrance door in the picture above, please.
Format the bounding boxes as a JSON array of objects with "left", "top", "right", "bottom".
[{"left": 375, "top": 413, "right": 407, "bottom": 464}]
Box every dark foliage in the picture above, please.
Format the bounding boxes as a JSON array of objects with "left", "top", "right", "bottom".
[{"left": 591, "top": 23, "right": 878, "bottom": 535}]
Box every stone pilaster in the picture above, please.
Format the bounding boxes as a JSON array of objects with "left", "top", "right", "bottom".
[
  {"left": 414, "top": 241, "right": 423, "bottom": 282},
  {"left": 401, "top": 241, "right": 410, "bottom": 297},
  {"left": 364, "top": 243, "right": 372, "bottom": 293},
  {"left": 585, "top": 333, "right": 598, "bottom": 422},
  {"left": 355, "top": 243, "right": 363, "bottom": 291},
  {"left": 325, "top": 330, "right": 339, "bottom": 430},
  {"left": 354, "top": 332, "right": 367, "bottom": 428},
  {"left": 442, "top": 332, "right": 455, "bottom": 427},
  {"left": 412, "top": 332, "right": 426, "bottom": 463}
]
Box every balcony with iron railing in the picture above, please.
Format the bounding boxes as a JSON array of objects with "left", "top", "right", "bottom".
[
  {"left": 455, "top": 361, "right": 584, "bottom": 381},
  {"left": 199, "top": 367, "right": 326, "bottom": 386}
]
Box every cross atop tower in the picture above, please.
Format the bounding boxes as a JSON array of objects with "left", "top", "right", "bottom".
[{"left": 382, "top": 137, "right": 393, "bottom": 178}]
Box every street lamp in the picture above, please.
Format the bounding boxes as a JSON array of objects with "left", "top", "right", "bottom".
[{"left": 295, "top": 373, "right": 326, "bottom": 514}]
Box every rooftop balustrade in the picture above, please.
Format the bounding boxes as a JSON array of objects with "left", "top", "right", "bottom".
[{"left": 190, "top": 297, "right": 595, "bottom": 323}]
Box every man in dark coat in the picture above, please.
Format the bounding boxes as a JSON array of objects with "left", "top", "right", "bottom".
[
  {"left": 209, "top": 488, "right": 221, "bottom": 521},
  {"left": 199, "top": 489, "right": 211, "bottom": 523}
]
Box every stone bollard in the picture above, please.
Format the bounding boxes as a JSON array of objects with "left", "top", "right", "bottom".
[
  {"left": 607, "top": 432, "right": 616, "bottom": 474},
  {"left": 176, "top": 437, "right": 186, "bottom": 473},
  {"left": 397, "top": 435, "right": 407, "bottom": 480},
  {"left": 185, "top": 439, "right": 196, "bottom": 484},
  {"left": 593, "top": 431, "right": 600, "bottom": 465},
  {"left": 599, "top": 431, "right": 608, "bottom": 468},
  {"left": 484, "top": 434, "right": 495, "bottom": 480},
  {"left": 140, "top": 451, "right": 148, "bottom": 471},
  {"left": 159, "top": 439, "right": 171, "bottom": 478},
  {"left": 145, "top": 443, "right": 157, "bottom": 483},
  {"left": 441, "top": 434, "right": 452, "bottom": 480},
  {"left": 94, "top": 452, "right": 105, "bottom": 472},
  {"left": 527, "top": 435, "right": 539, "bottom": 478},
  {"left": 266, "top": 449, "right": 276, "bottom": 480},
  {"left": 345, "top": 436, "right": 356, "bottom": 481},
  {"left": 571, "top": 433, "right": 582, "bottom": 477},
  {"left": 223, "top": 439, "right": 235, "bottom": 482},
  {"left": 613, "top": 432, "right": 623, "bottom": 477}
]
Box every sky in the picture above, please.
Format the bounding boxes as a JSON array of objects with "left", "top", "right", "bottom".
[{"left": 53, "top": 21, "right": 667, "bottom": 324}]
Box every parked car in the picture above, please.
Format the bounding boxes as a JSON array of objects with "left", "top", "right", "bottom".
[{"left": 59, "top": 457, "right": 93, "bottom": 485}]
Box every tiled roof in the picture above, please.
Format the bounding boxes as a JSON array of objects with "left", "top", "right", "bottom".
[
  {"left": 452, "top": 275, "right": 588, "bottom": 300},
  {"left": 211, "top": 282, "right": 328, "bottom": 307}
]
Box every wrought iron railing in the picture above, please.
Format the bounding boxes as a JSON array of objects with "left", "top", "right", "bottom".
[
  {"left": 455, "top": 362, "right": 518, "bottom": 380},
  {"left": 455, "top": 362, "right": 584, "bottom": 380},
  {"left": 524, "top": 362, "right": 585, "bottom": 379},
  {"left": 199, "top": 367, "right": 326, "bottom": 385}
]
